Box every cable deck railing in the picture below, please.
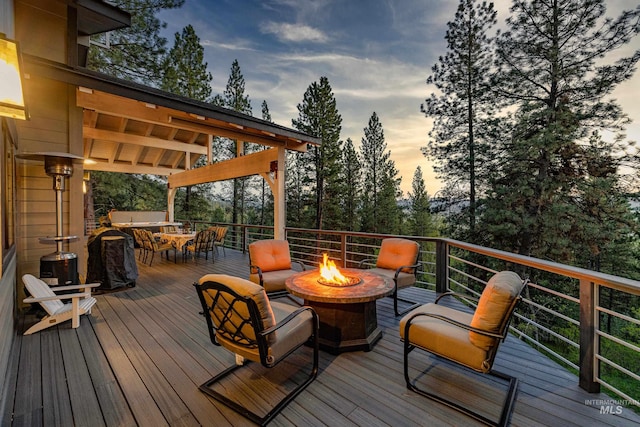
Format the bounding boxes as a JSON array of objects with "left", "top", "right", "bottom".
[{"left": 181, "top": 220, "right": 640, "bottom": 408}]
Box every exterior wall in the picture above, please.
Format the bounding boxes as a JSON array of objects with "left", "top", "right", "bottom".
[
  {"left": 0, "top": 249, "right": 16, "bottom": 414},
  {"left": 0, "top": 0, "right": 18, "bottom": 415},
  {"left": 14, "top": 0, "right": 86, "bottom": 299},
  {"left": 15, "top": 79, "right": 86, "bottom": 298},
  {"left": 15, "top": 0, "right": 67, "bottom": 63}
]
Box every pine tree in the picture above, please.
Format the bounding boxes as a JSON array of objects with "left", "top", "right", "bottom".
[
  {"left": 91, "top": 172, "right": 167, "bottom": 218},
  {"left": 482, "top": 0, "right": 640, "bottom": 269},
  {"left": 341, "top": 138, "right": 361, "bottom": 232},
  {"left": 408, "top": 166, "right": 436, "bottom": 237},
  {"left": 285, "top": 152, "right": 309, "bottom": 227},
  {"left": 220, "top": 60, "right": 252, "bottom": 225},
  {"left": 359, "top": 112, "right": 402, "bottom": 234},
  {"left": 160, "top": 24, "right": 213, "bottom": 217},
  {"left": 161, "top": 25, "right": 212, "bottom": 101},
  {"left": 421, "top": 0, "right": 498, "bottom": 238},
  {"left": 291, "top": 77, "right": 343, "bottom": 230},
  {"left": 87, "top": 0, "right": 184, "bottom": 85}
]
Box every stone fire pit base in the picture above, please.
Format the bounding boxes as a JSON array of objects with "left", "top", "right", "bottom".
[
  {"left": 285, "top": 269, "right": 394, "bottom": 354},
  {"left": 305, "top": 299, "right": 381, "bottom": 354}
]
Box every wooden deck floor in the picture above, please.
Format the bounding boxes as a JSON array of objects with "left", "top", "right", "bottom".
[{"left": 3, "top": 248, "right": 639, "bottom": 426}]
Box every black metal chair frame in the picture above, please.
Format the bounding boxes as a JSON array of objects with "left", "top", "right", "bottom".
[
  {"left": 184, "top": 229, "right": 214, "bottom": 262},
  {"left": 358, "top": 257, "right": 421, "bottom": 316},
  {"left": 141, "top": 229, "right": 175, "bottom": 265},
  {"left": 402, "top": 283, "right": 527, "bottom": 427},
  {"left": 194, "top": 279, "right": 319, "bottom": 426}
]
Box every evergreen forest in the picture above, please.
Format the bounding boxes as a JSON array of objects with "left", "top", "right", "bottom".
[
  {"left": 87, "top": 0, "right": 640, "bottom": 282},
  {"left": 87, "top": 0, "right": 640, "bottom": 401}
]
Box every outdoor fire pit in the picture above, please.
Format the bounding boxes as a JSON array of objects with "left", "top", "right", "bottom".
[
  {"left": 317, "top": 253, "right": 362, "bottom": 287},
  {"left": 285, "top": 255, "right": 394, "bottom": 354}
]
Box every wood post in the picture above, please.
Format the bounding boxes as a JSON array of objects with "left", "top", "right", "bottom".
[{"left": 579, "top": 279, "right": 600, "bottom": 393}]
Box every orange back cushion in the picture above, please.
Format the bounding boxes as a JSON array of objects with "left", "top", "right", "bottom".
[
  {"left": 249, "top": 240, "right": 292, "bottom": 272},
  {"left": 376, "top": 238, "right": 420, "bottom": 273},
  {"left": 469, "top": 271, "right": 524, "bottom": 350}
]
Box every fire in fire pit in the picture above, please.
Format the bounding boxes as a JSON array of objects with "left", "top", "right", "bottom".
[{"left": 318, "top": 253, "right": 362, "bottom": 287}]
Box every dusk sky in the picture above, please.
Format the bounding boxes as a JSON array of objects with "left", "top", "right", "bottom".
[{"left": 159, "top": 0, "right": 640, "bottom": 196}]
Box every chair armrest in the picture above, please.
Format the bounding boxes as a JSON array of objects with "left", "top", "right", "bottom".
[
  {"left": 358, "top": 258, "right": 377, "bottom": 268},
  {"left": 24, "top": 291, "right": 92, "bottom": 303},
  {"left": 260, "top": 306, "right": 318, "bottom": 338},
  {"left": 50, "top": 283, "right": 100, "bottom": 292},
  {"left": 291, "top": 259, "right": 307, "bottom": 271},
  {"left": 403, "top": 311, "right": 506, "bottom": 340},
  {"left": 250, "top": 264, "right": 263, "bottom": 278},
  {"left": 394, "top": 263, "right": 420, "bottom": 278},
  {"left": 435, "top": 291, "right": 480, "bottom": 305}
]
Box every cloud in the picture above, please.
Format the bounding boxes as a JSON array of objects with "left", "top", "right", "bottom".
[
  {"left": 260, "top": 22, "right": 329, "bottom": 43},
  {"left": 200, "top": 39, "right": 256, "bottom": 51}
]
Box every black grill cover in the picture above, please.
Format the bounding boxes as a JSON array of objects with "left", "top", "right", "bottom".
[{"left": 87, "top": 228, "right": 138, "bottom": 289}]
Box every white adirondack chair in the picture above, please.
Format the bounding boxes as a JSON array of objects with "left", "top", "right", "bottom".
[{"left": 22, "top": 274, "right": 99, "bottom": 335}]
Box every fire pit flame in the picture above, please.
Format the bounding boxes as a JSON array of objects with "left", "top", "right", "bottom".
[{"left": 318, "top": 253, "right": 361, "bottom": 287}]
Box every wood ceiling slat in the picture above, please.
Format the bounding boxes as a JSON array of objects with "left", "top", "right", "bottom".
[
  {"left": 83, "top": 160, "right": 182, "bottom": 176},
  {"left": 77, "top": 87, "right": 312, "bottom": 181},
  {"left": 82, "top": 127, "right": 207, "bottom": 154},
  {"left": 117, "top": 116, "right": 128, "bottom": 132},
  {"left": 169, "top": 151, "right": 184, "bottom": 169}
]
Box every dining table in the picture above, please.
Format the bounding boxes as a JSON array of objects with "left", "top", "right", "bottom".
[{"left": 156, "top": 232, "right": 196, "bottom": 252}]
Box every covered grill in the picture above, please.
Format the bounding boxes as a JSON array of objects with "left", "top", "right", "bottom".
[{"left": 86, "top": 228, "right": 138, "bottom": 290}]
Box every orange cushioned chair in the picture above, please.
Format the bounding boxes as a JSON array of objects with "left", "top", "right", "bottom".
[
  {"left": 400, "top": 271, "right": 527, "bottom": 427},
  {"left": 194, "top": 274, "right": 319, "bottom": 426},
  {"left": 359, "top": 238, "right": 421, "bottom": 316},
  {"left": 249, "top": 239, "right": 306, "bottom": 298}
]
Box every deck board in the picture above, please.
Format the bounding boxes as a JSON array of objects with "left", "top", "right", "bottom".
[
  {"left": 58, "top": 329, "right": 104, "bottom": 427},
  {"left": 4, "top": 248, "right": 640, "bottom": 426},
  {"left": 41, "top": 330, "right": 74, "bottom": 427}
]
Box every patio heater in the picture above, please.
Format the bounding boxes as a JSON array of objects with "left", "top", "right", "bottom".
[{"left": 17, "top": 152, "right": 84, "bottom": 286}]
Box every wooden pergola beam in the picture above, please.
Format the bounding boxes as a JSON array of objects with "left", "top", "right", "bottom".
[{"left": 168, "top": 149, "right": 278, "bottom": 189}]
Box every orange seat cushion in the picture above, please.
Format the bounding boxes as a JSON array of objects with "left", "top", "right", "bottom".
[{"left": 400, "top": 303, "right": 492, "bottom": 373}]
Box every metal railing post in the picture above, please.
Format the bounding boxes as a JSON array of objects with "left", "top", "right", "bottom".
[
  {"left": 341, "top": 234, "right": 347, "bottom": 268},
  {"left": 579, "top": 279, "right": 600, "bottom": 393},
  {"left": 435, "top": 239, "right": 448, "bottom": 294},
  {"left": 242, "top": 225, "right": 247, "bottom": 253}
]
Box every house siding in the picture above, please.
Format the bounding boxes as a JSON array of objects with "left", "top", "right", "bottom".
[{"left": 14, "top": 1, "right": 86, "bottom": 303}]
